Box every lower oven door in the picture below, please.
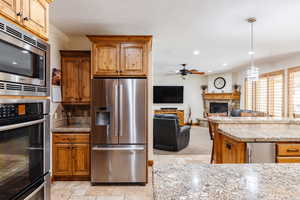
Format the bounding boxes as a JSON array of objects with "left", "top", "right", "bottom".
[
  {"left": 17, "top": 173, "right": 50, "bottom": 200},
  {"left": 0, "top": 117, "right": 49, "bottom": 200}
]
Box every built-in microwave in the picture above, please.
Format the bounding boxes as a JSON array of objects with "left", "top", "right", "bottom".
[{"left": 0, "top": 18, "right": 50, "bottom": 96}]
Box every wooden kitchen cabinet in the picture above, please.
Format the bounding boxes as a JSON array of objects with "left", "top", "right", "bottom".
[
  {"left": 52, "top": 133, "right": 90, "bottom": 180},
  {"left": 61, "top": 51, "right": 91, "bottom": 104},
  {"left": 53, "top": 143, "right": 73, "bottom": 176},
  {"left": 221, "top": 135, "right": 246, "bottom": 163},
  {"left": 276, "top": 143, "right": 300, "bottom": 163},
  {"left": 22, "top": 0, "right": 49, "bottom": 39},
  {"left": 92, "top": 42, "right": 120, "bottom": 76},
  {"left": 0, "top": 0, "right": 21, "bottom": 22},
  {"left": 88, "top": 36, "right": 152, "bottom": 77},
  {"left": 0, "top": 0, "right": 51, "bottom": 40},
  {"left": 120, "top": 42, "right": 147, "bottom": 76}
]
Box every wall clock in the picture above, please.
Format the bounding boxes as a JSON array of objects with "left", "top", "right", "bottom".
[{"left": 214, "top": 77, "right": 226, "bottom": 89}]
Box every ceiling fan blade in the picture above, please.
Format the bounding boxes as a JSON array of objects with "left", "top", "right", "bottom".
[
  {"left": 187, "top": 69, "right": 205, "bottom": 75},
  {"left": 191, "top": 71, "right": 205, "bottom": 75}
]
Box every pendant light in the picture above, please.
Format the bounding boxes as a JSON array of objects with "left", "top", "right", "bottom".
[{"left": 246, "top": 17, "right": 259, "bottom": 81}]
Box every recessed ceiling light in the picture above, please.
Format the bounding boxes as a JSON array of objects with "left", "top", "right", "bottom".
[
  {"left": 248, "top": 51, "right": 255, "bottom": 55},
  {"left": 223, "top": 63, "right": 228, "bottom": 66},
  {"left": 193, "top": 50, "right": 200, "bottom": 55},
  {"left": 12, "top": 61, "right": 18, "bottom": 65}
]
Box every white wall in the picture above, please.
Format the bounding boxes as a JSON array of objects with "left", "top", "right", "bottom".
[
  {"left": 153, "top": 74, "right": 207, "bottom": 120},
  {"left": 48, "top": 24, "right": 69, "bottom": 116},
  {"left": 48, "top": 24, "right": 70, "bottom": 172},
  {"left": 66, "top": 35, "right": 91, "bottom": 50},
  {"left": 236, "top": 52, "right": 300, "bottom": 116},
  {"left": 207, "top": 72, "right": 235, "bottom": 93}
]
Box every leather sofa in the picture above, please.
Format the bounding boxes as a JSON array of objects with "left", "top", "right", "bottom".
[{"left": 153, "top": 114, "right": 191, "bottom": 151}]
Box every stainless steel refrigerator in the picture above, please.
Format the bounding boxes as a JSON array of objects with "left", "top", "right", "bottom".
[{"left": 91, "top": 78, "right": 147, "bottom": 184}]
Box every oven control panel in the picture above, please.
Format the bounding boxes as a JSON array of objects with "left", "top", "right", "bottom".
[{"left": 0, "top": 103, "right": 43, "bottom": 125}]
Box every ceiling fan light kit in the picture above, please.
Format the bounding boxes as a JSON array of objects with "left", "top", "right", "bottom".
[
  {"left": 246, "top": 17, "right": 260, "bottom": 81},
  {"left": 176, "top": 64, "right": 205, "bottom": 79}
]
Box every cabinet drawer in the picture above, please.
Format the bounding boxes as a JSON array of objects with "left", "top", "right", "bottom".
[
  {"left": 277, "top": 157, "right": 300, "bottom": 163},
  {"left": 53, "top": 133, "right": 90, "bottom": 144},
  {"left": 277, "top": 143, "right": 300, "bottom": 156}
]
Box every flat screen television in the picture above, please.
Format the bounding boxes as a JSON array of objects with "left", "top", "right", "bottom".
[{"left": 153, "top": 86, "right": 184, "bottom": 103}]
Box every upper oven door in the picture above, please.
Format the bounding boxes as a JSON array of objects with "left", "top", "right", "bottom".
[
  {"left": 0, "top": 31, "right": 45, "bottom": 86},
  {"left": 0, "top": 118, "right": 47, "bottom": 200}
]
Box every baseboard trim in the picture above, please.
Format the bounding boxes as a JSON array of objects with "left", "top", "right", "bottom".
[{"left": 148, "top": 160, "right": 154, "bottom": 166}]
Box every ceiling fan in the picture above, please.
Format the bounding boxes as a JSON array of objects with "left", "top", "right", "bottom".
[{"left": 175, "top": 64, "right": 205, "bottom": 78}]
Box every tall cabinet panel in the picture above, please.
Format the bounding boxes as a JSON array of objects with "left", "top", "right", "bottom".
[
  {"left": 61, "top": 51, "right": 91, "bottom": 104},
  {"left": 61, "top": 57, "right": 80, "bottom": 103}
]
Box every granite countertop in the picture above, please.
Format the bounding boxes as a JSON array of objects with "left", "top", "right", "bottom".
[
  {"left": 208, "top": 116, "right": 295, "bottom": 124},
  {"left": 154, "top": 160, "right": 300, "bottom": 200},
  {"left": 52, "top": 124, "right": 91, "bottom": 132},
  {"left": 218, "top": 124, "right": 300, "bottom": 142}
]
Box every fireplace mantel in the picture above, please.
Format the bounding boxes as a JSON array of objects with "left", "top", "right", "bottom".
[
  {"left": 202, "top": 91, "right": 241, "bottom": 116},
  {"left": 203, "top": 92, "right": 240, "bottom": 100}
]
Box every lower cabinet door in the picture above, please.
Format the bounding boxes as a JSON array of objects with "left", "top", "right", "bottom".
[
  {"left": 53, "top": 143, "right": 73, "bottom": 176},
  {"left": 72, "top": 143, "right": 90, "bottom": 176},
  {"left": 221, "top": 136, "right": 246, "bottom": 163}
]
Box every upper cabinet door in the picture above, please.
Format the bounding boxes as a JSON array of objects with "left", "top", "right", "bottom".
[
  {"left": 79, "top": 58, "right": 91, "bottom": 103},
  {"left": 120, "top": 43, "right": 147, "bottom": 76},
  {"left": 62, "top": 57, "right": 80, "bottom": 103},
  {"left": 22, "top": 0, "right": 49, "bottom": 39},
  {"left": 0, "top": 0, "right": 21, "bottom": 22},
  {"left": 93, "top": 43, "right": 120, "bottom": 76}
]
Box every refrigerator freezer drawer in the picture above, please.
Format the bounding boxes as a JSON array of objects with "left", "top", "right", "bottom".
[{"left": 91, "top": 145, "right": 147, "bottom": 183}]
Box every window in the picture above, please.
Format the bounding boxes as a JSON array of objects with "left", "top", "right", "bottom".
[
  {"left": 288, "top": 67, "right": 300, "bottom": 117},
  {"left": 244, "top": 80, "right": 254, "bottom": 110},
  {"left": 244, "top": 70, "right": 284, "bottom": 117}
]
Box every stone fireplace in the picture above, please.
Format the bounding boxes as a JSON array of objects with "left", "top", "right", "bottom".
[
  {"left": 202, "top": 92, "right": 240, "bottom": 116},
  {"left": 209, "top": 102, "right": 229, "bottom": 113}
]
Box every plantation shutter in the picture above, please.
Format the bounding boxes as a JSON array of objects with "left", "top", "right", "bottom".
[
  {"left": 255, "top": 77, "right": 268, "bottom": 113},
  {"left": 245, "top": 80, "right": 254, "bottom": 110},
  {"left": 268, "top": 73, "right": 283, "bottom": 117},
  {"left": 289, "top": 67, "right": 300, "bottom": 117}
]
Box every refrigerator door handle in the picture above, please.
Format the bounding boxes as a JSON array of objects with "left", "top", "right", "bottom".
[
  {"left": 114, "top": 82, "right": 119, "bottom": 137},
  {"left": 119, "top": 84, "right": 123, "bottom": 137},
  {"left": 92, "top": 145, "right": 145, "bottom": 151}
]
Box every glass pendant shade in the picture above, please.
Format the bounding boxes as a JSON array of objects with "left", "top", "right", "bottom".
[{"left": 246, "top": 17, "right": 259, "bottom": 81}]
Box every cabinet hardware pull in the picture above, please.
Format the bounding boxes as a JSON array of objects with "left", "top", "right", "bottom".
[
  {"left": 16, "top": 12, "right": 22, "bottom": 16},
  {"left": 23, "top": 17, "right": 29, "bottom": 21},
  {"left": 287, "top": 148, "right": 299, "bottom": 152},
  {"left": 226, "top": 143, "right": 232, "bottom": 150}
]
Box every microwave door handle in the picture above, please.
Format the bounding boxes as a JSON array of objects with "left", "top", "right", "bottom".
[{"left": 0, "top": 119, "right": 45, "bottom": 131}]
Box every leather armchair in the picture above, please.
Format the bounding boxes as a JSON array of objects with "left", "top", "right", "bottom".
[{"left": 153, "top": 114, "right": 191, "bottom": 151}]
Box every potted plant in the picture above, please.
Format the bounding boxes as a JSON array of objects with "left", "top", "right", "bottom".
[
  {"left": 201, "top": 85, "right": 208, "bottom": 93},
  {"left": 233, "top": 84, "right": 240, "bottom": 92}
]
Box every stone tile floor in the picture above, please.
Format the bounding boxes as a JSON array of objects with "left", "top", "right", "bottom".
[{"left": 51, "top": 155, "right": 210, "bottom": 200}]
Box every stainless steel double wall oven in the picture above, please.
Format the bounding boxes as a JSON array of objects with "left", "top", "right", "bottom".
[{"left": 0, "top": 99, "right": 50, "bottom": 200}]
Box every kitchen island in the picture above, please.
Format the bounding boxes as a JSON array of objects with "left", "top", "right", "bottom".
[
  {"left": 208, "top": 117, "right": 300, "bottom": 164},
  {"left": 153, "top": 159, "right": 300, "bottom": 200}
]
